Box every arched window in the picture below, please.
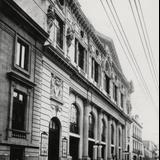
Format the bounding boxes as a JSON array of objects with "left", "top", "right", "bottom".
[
  {"left": 88, "top": 113, "right": 95, "bottom": 139},
  {"left": 70, "top": 104, "right": 79, "bottom": 134},
  {"left": 101, "top": 119, "right": 106, "bottom": 142},
  {"left": 111, "top": 124, "right": 114, "bottom": 145}
]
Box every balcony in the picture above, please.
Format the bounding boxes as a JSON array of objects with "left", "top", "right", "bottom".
[
  {"left": 8, "top": 128, "right": 29, "bottom": 139},
  {"left": 12, "top": 129, "right": 27, "bottom": 139}
]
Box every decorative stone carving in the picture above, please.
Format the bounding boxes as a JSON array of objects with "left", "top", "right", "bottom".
[
  {"left": 50, "top": 73, "right": 63, "bottom": 101},
  {"left": 126, "top": 100, "right": 132, "bottom": 114},
  {"left": 47, "top": 5, "right": 55, "bottom": 34},
  {"left": 102, "top": 56, "right": 112, "bottom": 77},
  {"left": 129, "top": 81, "right": 134, "bottom": 94},
  {"left": 66, "top": 25, "right": 75, "bottom": 52},
  {"left": 56, "top": 0, "right": 64, "bottom": 11}
]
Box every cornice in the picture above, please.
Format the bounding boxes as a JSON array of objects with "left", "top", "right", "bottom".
[
  {"left": 112, "top": 62, "right": 130, "bottom": 88},
  {"left": 0, "top": 0, "right": 49, "bottom": 43},
  {"left": 132, "top": 118, "right": 143, "bottom": 129},
  {"left": 67, "top": 0, "right": 130, "bottom": 89},
  {"left": 67, "top": 0, "right": 107, "bottom": 57},
  {"left": 7, "top": 71, "right": 36, "bottom": 89}
]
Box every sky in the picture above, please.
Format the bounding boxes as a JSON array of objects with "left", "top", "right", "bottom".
[{"left": 78, "top": 0, "right": 159, "bottom": 144}]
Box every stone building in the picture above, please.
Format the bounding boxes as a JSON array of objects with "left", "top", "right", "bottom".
[
  {"left": 131, "top": 115, "right": 143, "bottom": 160},
  {"left": 0, "top": 0, "right": 133, "bottom": 160},
  {"left": 143, "top": 141, "right": 159, "bottom": 160}
]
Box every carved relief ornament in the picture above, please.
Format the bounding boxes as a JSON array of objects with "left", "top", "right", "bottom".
[
  {"left": 66, "top": 25, "right": 75, "bottom": 51},
  {"left": 47, "top": 4, "right": 55, "bottom": 33},
  {"left": 102, "top": 56, "right": 112, "bottom": 77},
  {"left": 50, "top": 73, "right": 63, "bottom": 101}
]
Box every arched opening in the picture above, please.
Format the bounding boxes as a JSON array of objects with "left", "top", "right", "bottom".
[
  {"left": 69, "top": 104, "right": 80, "bottom": 160},
  {"left": 48, "top": 117, "right": 61, "bottom": 160}
]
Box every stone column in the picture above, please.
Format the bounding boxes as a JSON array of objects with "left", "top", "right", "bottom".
[
  {"left": 83, "top": 102, "right": 90, "bottom": 160},
  {"left": 122, "top": 126, "right": 126, "bottom": 160},
  {"left": 98, "top": 145, "right": 103, "bottom": 160},
  {"left": 116, "top": 123, "right": 120, "bottom": 160},
  {"left": 98, "top": 111, "right": 103, "bottom": 143},
  {"left": 108, "top": 118, "right": 112, "bottom": 160},
  {"left": 93, "top": 145, "right": 98, "bottom": 160},
  {"left": 98, "top": 111, "right": 103, "bottom": 160},
  {"left": 109, "top": 80, "right": 113, "bottom": 100}
]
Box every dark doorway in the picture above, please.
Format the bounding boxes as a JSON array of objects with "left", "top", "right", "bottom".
[
  {"left": 69, "top": 136, "right": 79, "bottom": 160},
  {"left": 10, "top": 146, "right": 24, "bottom": 160},
  {"left": 48, "top": 118, "right": 61, "bottom": 160},
  {"left": 102, "top": 144, "right": 106, "bottom": 159},
  {"left": 89, "top": 141, "right": 95, "bottom": 160}
]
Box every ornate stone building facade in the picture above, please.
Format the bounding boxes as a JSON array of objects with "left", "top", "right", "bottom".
[
  {"left": 131, "top": 115, "right": 143, "bottom": 160},
  {"left": 0, "top": 0, "right": 133, "bottom": 160}
]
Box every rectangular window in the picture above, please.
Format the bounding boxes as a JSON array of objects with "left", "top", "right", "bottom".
[
  {"left": 74, "top": 40, "right": 78, "bottom": 64},
  {"left": 55, "top": 16, "right": 64, "bottom": 49},
  {"left": 113, "top": 84, "right": 118, "bottom": 102},
  {"left": 75, "top": 39, "right": 87, "bottom": 72},
  {"left": 91, "top": 58, "right": 94, "bottom": 79},
  {"left": 15, "top": 38, "right": 29, "bottom": 71},
  {"left": 12, "top": 90, "right": 27, "bottom": 131},
  {"left": 91, "top": 58, "right": 100, "bottom": 83},
  {"left": 10, "top": 146, "right": 24, "bottom": 160},
  {"left": 105, "top": 75, "right": 110, "bottom": 94},
  {"left": 95, "top": 61, "right": 99, "bottom": 83},
  {"left": 78, "top": 44, "right": 85, "bottom": 70},
  {"left": 121, "top": 93, "right": 124, "bottom": 108}
]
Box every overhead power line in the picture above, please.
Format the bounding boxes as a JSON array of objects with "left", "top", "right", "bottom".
[
  {"left": 99, "top": 0, "right": 158, "bottom": 110},
  {"left": 137, "top": 0, "right": 159, "bottom": 76},
  {"left": 134, "top": 0, "right": 159, "bottom": 88},
  {"left": 130, "top": 0, "right": 159, "bottom": 90},
  {"left": 109, "top": 0, "right": 158, "bottom": 108}
]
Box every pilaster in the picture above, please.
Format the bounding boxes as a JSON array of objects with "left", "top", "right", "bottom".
[{"left": 82, "top": 101, "right": 90, "bottom": 160}]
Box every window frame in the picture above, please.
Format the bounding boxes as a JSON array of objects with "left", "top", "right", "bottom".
[
  {"left": 101, "top": 119, "right": 106, "bottom": 142},
  {"left": 105, "top": 74, "right": 110, "bottom": 95},
  {"left": 12, "top": 90, "right": 27, "bottom": 131},
  {"left": 113, "top": 84, "right": 118, "bottom": 103},
  {"left": 55, "top": 15, "right": 64, "bottom": 50},
  {"left": 88, "top": 112, "right": 95, "bottom": 139},
  {"left": 70, "top": 104, "right": 79, "bottom": 134},
  {"left": 121, "top": 93, "right": 124, "bottom": 108},
  {"left": 91, "top": 57, "right": 100, "bottom": 84},
  {"left": 8, "top": 82, "right": 32, "bottom": 140},
  {"left": 14, "top": 35, "right": 31, "bottom": 76},
  {"left": 111, "top": 124, "right": 115, "bottom": 145},
  {"left": 74, "top": 38, "right": 87, "bottom": 72}
]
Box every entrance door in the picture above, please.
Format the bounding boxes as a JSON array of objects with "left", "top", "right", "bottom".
[
  {"left": 69, "top": 136, "right": 79, "bottom": 160},
  {"left": 89, "top": 141, "right": 95, "bottom": 160},
  {"left": 48, "top": 118, "right": 60, "bottom": 160}
]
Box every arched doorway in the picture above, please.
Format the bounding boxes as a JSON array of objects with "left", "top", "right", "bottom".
[{"left": 48, "top": 117, "right": 61, "bottom": 160}]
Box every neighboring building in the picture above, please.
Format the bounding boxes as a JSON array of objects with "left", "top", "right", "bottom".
[
  {"left": 131, "top": 115, "right": 143, "bottom": 160},
  {"left": 0, "top": 0, "right": 133, "bottom": 160},
  {"left": 143, "top": 141, "right": 159, "bottom": 160}
]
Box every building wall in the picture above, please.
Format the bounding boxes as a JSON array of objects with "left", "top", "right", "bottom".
[
  {"left": 0, "top": 0, "right": 133, "bottom": 160},
  {"left": 131, "top": 117, "right": 143, "bottom": 160}
]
